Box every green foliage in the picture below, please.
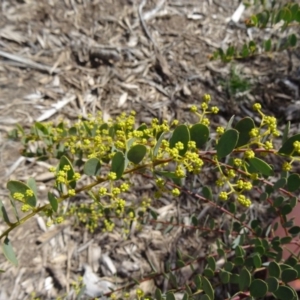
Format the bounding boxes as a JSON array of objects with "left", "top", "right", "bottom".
[
  {"left": 1, "top": 2, "right": 300, "bottom": 300},
  {"left": 211, "top": 2, "right": 299, "bottom": 62},
  {"left": 2, "top": 97, "right": 300, "bottom": 299}
]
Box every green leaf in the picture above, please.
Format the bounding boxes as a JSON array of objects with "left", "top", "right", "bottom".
[
  {"left": 169, "top": 125, "right": 190, "bottom": 156},
  {"left": 288, "top": 226, "right": 300, "bottom": 235},
  {"left": 296, "top": 10, "right": 300, "bottom": 22},
  {"left": 216, "top": 129, "right": 239, "bottom": 158},
  {"left": 27, "top": 178, "right": 37, "bottom": 197},
  {"left": 294, "top": 263, "right": 300, "bottom": 276},
  {"left": 34, "top": 122, "right": 49, "bottom": 136},
  {"left": 226, "top": 45, "right": 235, "bottom": 57},
  {"left": 241, "top": 44, "right": 249, "bottom": 58},
  {"left": 203, "top": 268, "right": 214, "bottom": 278},
  {"left": 202, "top": 276, "right": 214, "bottom": 299},
  {"left": 264, "top": 39, "right": 272, "bottom": 51},
  {"left": 230, "top": 274, "right": 240, "bottom": 284},
  {"left": 252, "top": 253, "right": 262, "bottom": 268},
  {"left": 226, "top": 115, "right": 235, "bottom": 130},
  {"left": 269, "top": 261, "right": 281, "bottom": 278},
  {"left": 48, "top": 192, "right": 58, "bottom": 212},
  {"left": 248, "top": 157, "right": 272, "bottom": 176},
  {"left": 224, "top": 262, "right": 233, "bottom": 271},
  {"left": 289, "top": 197, "right": 297, "bottom": 209},
  {"left": 199, "top": 295, "right": 210, "bottom": 300},
  {"left": 207, "top": 257, "right": 216, "bottom": 271},
  {"left": 84, "top": 158, "right": 102, "bottom": 176},
  {"left": 289, "top": 34, "right": 297, "bottom": 47},
  {"left": 235, "top": 117, "right": 255, "bottom": 147},
  {"left": 68, "top": 126, "right": 77, "bottom": 135},
  {"left": 282, "top": 121, "right": 290, "bottom": 144},
  {"left": 7, "top": 180, "right": 37, "bottom": 207},
  {"left": 169, "top": 272, "right": 178, "bottom": 288},
  {"left": 153, "top": 132, "right": 166, "bottom": 157},
  {"left": 274, "top": 178, "right": 287, "bottom": 190},
  {"left": 219, "top": 270, "right": 230, "bottom": 284},
  {"left": 249, "top": 279, "right": 268, "bottom": 297},
  {"left": 282, "top": 268, "right": 298, "bottom": 283},
  {"left": 189, "top": 124, "right": 209, "bottom": 149},
  {"left": 287, "top": 174, "right": 300, "bottom": 192},
  {"left": 239, "top": 267, "right": 251, "bottom": 291},
  {"left": 166, "top": 292, "right": 176, "bottom": 300},
  {"left": 2, "top": 237, "right": 18, "bottom": 266},
  {"left": 273, "top": 196, "right": 284, "bottom": 207},
  {"left": 127, "top": 144, "right": 147, "bottom": 164},
  {"left": 194, "top": 275, "right": 202, "bottom": 289},
  {"left": 290, "top": 4, "right": 299, "bottom": 20},
  {"left": 111, "top": 152, "right": 125, "bottom": 180},
  {"left": 279, "top": 7, "right": 293, "bottom": 22},
  {"left": 229, "top": 202, "right": 236, "bottom": 214},
  {"left": 257, "top": 10, "right": 270, "bottom": 27},
  {"left": 176, "top": 260, "right": 185, "bottom": 268},
  {"left": 0, "top": 199, "right": 11, "bottom": 224},
  {"left": 202, "top": 186, "right": 212, "bottom": 200},
  {"left": 234, "top": 256, "right": 244, "bottom": 266},
  {"left": 281, "top": 204, "right": 293, "bottom": 215},
  {"left": 266, "top": 277, "right": 279, "bottom": 293},
  {"left": 278, "top": 134, "right": 300, "bottom": 156},
  {"left": 285, "top": 256, "right": 298, "bottom": 267},
  {"left": 235, "top": 245, "right": 245, "bottom": 256},
  {"left": 273, "top": 285, "right": 297, "bottom": 300},
  {"left": 155, "top": 288, "right": 163, "bottom": 300}
]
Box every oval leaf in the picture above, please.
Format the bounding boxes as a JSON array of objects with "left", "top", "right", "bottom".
[
  {"left": 235, "top": 117, "right": 255, "bottom": 147},
  {"left": 249, "top": 279, "right": 268, "bottom": 298},
  {"left": 273, "top": 285, "right": 297, "bottom": 300},
  {"left": 127, "top": 145, "right": 147, "bottom": 164},
  {"left": 278, "top": 134, "right": 300, "bottom": 156},
  {"left": 169, "top": 125, "right": 190, "bottom": 156},
  {"left": 166, "top": 292, "right": 176, "bottom": 300},
  {"left": 2, "top": 237, "right": 18, "bottom": 266},
  {"left": 202, "top": 186, "right": 213, "bottom": 200},
  {"left": 155, "top": 288, "right": 163, "bottom": 300},
  {"left": 287, "top": 174, "right": 300, "bottom": 192},
  {"left": 269, "top": 261, "right": 281, "bottom": 278},
  {"left": 84, "top": 158, "right": 102, "bottom": 176},
  {"left": 220, "top": 270, "right": 230, "bottom": 284},
  {"left": 239, "top": 267, "right": 252, "bottom": 291},
  {"left": 7, "top": 180, "right": 37, "bottom": 207},
  {"left": 248, "top": 157, "right": 272, "bottom": 176},
  {"left": 48, "top": 192, "right": 58, "bottom": 213},
  {"left": 274, "top": 178, "right": 287, "bottom": 190},
  {"left": 281, "top": 268, "right": 298, "bottom": 283},
  {"left": 111, "top": 151, "right": 125, "bottom": 180},
  {"left": 266, "top": 277, "right": 279, "bottom": 293},
  {"left": 202, "top": 276, "right": 214, "bottom": 299},
  {"left": 189, "top": 124, "right": 209, "bottom": 149},
  {"left": 216, "top": 129, "right": 239, "bottom": 158}
]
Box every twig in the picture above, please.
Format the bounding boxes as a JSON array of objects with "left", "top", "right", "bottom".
[
  {"left": 0, "top": 50, "right": 60, "bottom": 74},
  {"left": 138, "top": 0, "right": 157, "bottom": 47}
]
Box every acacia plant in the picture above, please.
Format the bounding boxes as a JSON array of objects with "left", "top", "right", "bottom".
[
  {"left": 2, "top": 95, "right": 300, "bottom": 299},
  {"left": 2, "top": 2, "right": 300, "bottom": 300}
]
